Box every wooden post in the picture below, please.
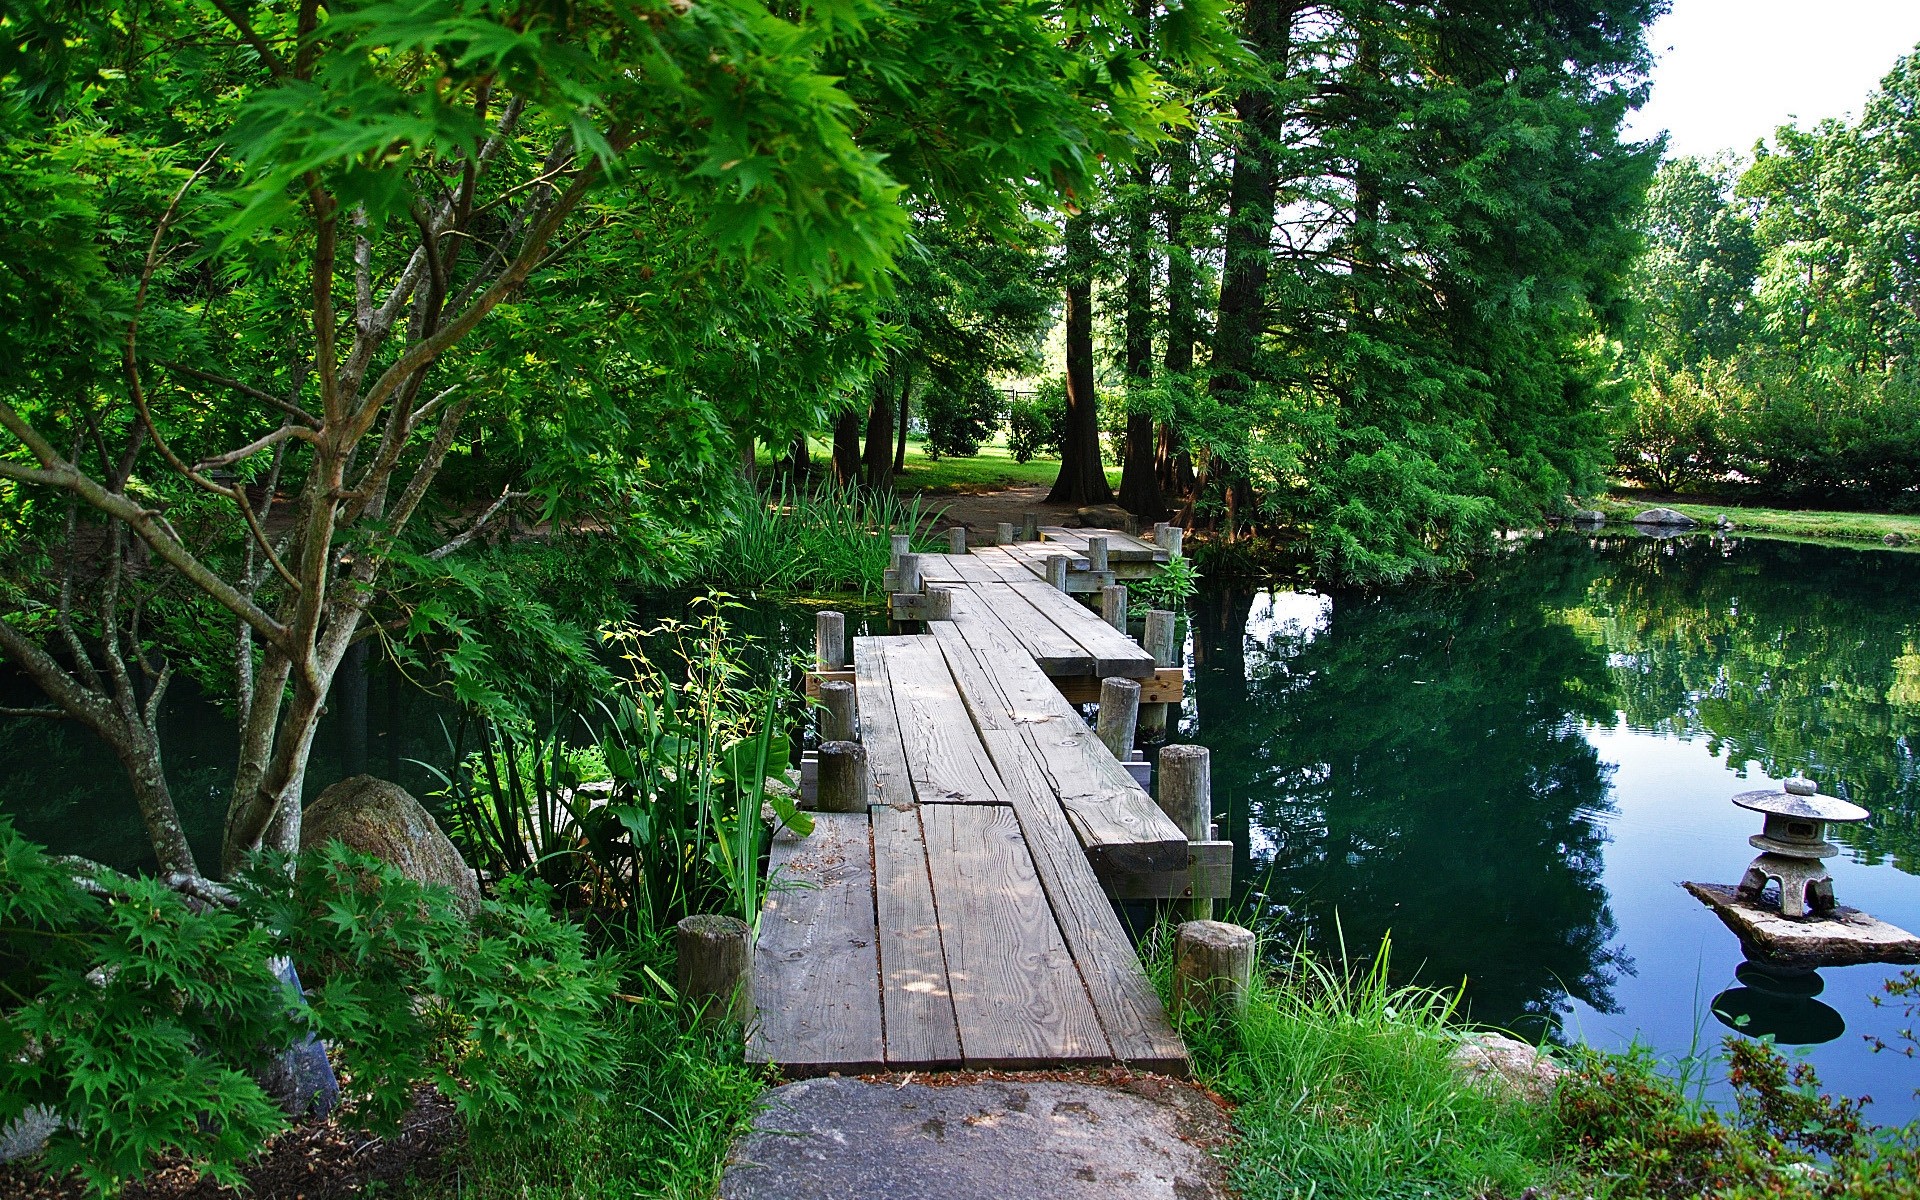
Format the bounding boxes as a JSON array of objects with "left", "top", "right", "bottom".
[
  {"left": 923, "top": 586, "right": 955, "bottom": 622},
  {"left": 896, "top": 552, "right": 923, "bottom": 595},
  {"left": 1173, "top": 920, "right": 1254, "bottom": 1020},
  {"left": 1156, "top": 524, "right": 1184, "bottom": 557},
  {"left": 890, "top": 533, "right": 911, "bottom": 567},
  {"left": 1096, "top": 677, "right": 1140, "bottom": 759},
  {"left": 676, "top": 914, "right": 754, "bottom": 1027},
  {"left": 1086, "top": 535, "right": 1110, "bottom": 572},
  {"left": 1044, "top": 553, "right": 1069, "bottom": 591},
  {"left": 815, "top": 610, "right": 846, "bottom": 671},
  {"left": 1138, "top": 608, "right": 1177, "bottom": 743},
  {"left": 1021, "top": 512, "right": 1038, "bottom": 541},
  {"left": 947, "top": 526, "right": 967, "bottom": 554},
  {"left": 1158, "top": 743, "right": 1212, "bottom": 919},
  {"left": 995, "top": 521, "right": 1015, "bottom": 545},
  {"left": 819, "top": 680, "right": 857, "bottom": 743},
  {"left": 817, "top": 741, "right": 870, "bottom": 812},
  {"left": 1100, "top": 583, "right": 1128, "bottom": 632}
]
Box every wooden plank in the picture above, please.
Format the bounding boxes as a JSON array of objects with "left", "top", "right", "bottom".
[
  {"left": 928, "top": 631, "right": 1186, "bottom": 1072},
  {"left": 970, "top": 544, "right": 1058, "bottom": 585},
  {"left": 1094, "top": 841, "right": 1234, "bottom": 901},
  {"left": 1004, "top": 577, "right": 1155, "bottom": 678},
  {"left": 852, "top": 636, "right": 915, "bottom": 808},
  {"left": 872, "top": 805, "right": 962, "bottom": 1067},
  {"left": 747, "top": 813, "right": 886, "bottom": 1073},
  {"left": 970, "top": 582, "right": 1095, "bottom": 675},
  {"left": 916, "top": 553, "right": 966, "bottom": 584},
  {"left": 948, "top": 555, "right": 1004, "bottom": 585},
  {"left": 934, "top": 617, "right": 1186, "bottom": 872},
  {"left": 1044, "top": 526, "right": 1161, "bottom": 562},
  {"left": 922, "top": 804, "right": 1112, "bottom": 1068},
  {"left": 1001, "top": 541, "right": 1094, "bottom": 575},
  {"left": 879, "top": 636, "right": 1007, "bottom": 805},
  {"left": 1055, "top": 667, "right": 1185, "bottom": 705}
]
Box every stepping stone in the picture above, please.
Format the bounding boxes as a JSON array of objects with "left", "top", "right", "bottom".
[{"left": 720, "top": 1077, "right": 1231, "bottom": 1200}]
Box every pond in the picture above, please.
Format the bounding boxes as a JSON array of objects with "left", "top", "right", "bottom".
[
  {"left": 1184, "top": 533, "right": 1920, "bottom": 1124},
  {"left": 4, "top": 534, "right": 1917, "bottom": 1121}
]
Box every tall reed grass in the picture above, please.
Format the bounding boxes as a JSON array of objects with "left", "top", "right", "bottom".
[{"left": 705, "top": 478, "right": 941, "bottom": 594}]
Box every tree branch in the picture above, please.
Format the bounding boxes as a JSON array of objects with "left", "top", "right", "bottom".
[{"left": 428, "top": 484, "right": 525, "bottom": 560}]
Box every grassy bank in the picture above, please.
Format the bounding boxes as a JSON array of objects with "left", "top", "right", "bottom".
[
  {"left": 1598, "top": 493, "right": 1920, "bottom": 547},
  {"left": 1164, "top": 934, "right": 1920, "bottom": 1200}
]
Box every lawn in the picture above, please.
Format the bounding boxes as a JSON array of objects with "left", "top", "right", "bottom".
[
  {"left": 1601, "top": 491, "right": 1920, "bottom": 547},
  {"left": 763, "top": 434, "right": 1120, "bottom": 495}
]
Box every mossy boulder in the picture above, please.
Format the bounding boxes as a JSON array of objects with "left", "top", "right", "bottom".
[{"left": 301, "top": 775, "right": 481, "bottom": 918}]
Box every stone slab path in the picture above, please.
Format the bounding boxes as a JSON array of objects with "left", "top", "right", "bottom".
[{"left": 719, "top": 1076, "right": 1232, "bottom": 1200}]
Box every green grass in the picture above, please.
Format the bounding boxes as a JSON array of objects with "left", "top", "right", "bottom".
[
  {"left": 1600, "top": 491, "right": 1920, "bottom": 548},
  {"left": 764, "top": 434, "right": 1120, "bottom": 495},
  {"left": 422, "top": 954, "right": 767, "bottom": 1200},
  {"left": 1167, "top": 935, "right": 1566, "bottom": 1200}
]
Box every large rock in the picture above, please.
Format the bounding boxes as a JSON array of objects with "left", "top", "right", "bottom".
[
  {"left": 1684, "top": 882, "right": 1920, "bottom": 969},
  {"left": 302, "top": 775, "right": 481, "bottom": 918},
  {"left": 1074, "top": 504, "right": 1138, "bottom": 535},
  {"left": 1452, "top": 1032, "right": 1565, "bottom": 1105},
  {"left": 720, "top": 1077, "right": 1232, "bottom": 1200},
  {"left": 1631, "top": 506, "right": 1699, "bottom": 529},
  {"left": 1568, "top": 508, "right": 1607, "bottom": 526}
]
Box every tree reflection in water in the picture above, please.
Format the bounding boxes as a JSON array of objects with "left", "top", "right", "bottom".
[{"left": 1182, "top": 534, "right": 1920, "bottom": 1044}]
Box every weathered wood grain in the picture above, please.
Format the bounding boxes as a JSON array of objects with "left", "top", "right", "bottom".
[
  {"left": 1004, "top": 578, "right": 1155, "bottom": 678},
  {"left": 871, "top": 805, "right": 962, "bottom": 1067},
  {"left": 921, "top": 803, "right": 1112, "bottom": 1068},
  {"left": 852, "top": 637, "right": 915, "bottom": 808},
  {"left": 879, "top": 636, "right": 1008, "bottom": 805},
  {"left": 747, "top": 814, "right": 886, "bottom": 1073}
]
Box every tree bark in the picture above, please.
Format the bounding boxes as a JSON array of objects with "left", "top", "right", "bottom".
[
  {"left": 1211, "top": 0, "right": 1294, "bottom": 401},
  {"left": 1160, "top": 128, "right": 1197, "bottom": 497},
  {"left": 893, "top": 379, "right": 910, "bottom": 473},
  {"left": 1200, "top": 0, "right": 1295, "bottom": 535},
  {"left": 862, "top": 377, "right": 894, "bottom": 490},
  {"left": 1048, "top": 212, "right": 1114, "bottom": 506},
  {"left": 832, "top": 409, "right": 863, "bottom": 486},
  {"left": 787, "top": 431, "right": 810, "bottom": 482},
  {"left": 1118, "top": 163, "right": 1165, "bottom": 519}
]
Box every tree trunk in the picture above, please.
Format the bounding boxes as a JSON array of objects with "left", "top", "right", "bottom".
[
  {"left": 1160, "top": 128, "right": 1197, "bottom": 498},
  {"left": 893, "top": 380, "right": 910, "bottom": 473},
  {"left": 832, "top": 409, "right": 863, "bottom": 486},
  {"left": 1200, "top": 0, "right": 1295, "bottom": 534},
  {"left": 787, "top": 431, "right": 810, "bottom": 482},
  {"left": 1211, "top": 0, "right": 1294, "bottom": 402},
  {"left": 863, "top": 378, "right": 894, "bottom": 490},
  {"left": 1118, "top": 163, "right": 1165, "bottom": 519},
  {"left": 1048, "top": 212, "right": 1114, "bottom": 506}
]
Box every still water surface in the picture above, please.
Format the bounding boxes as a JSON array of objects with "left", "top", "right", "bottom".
[
  {"left": 3, "top": 535, "right": 1916, "bottom": 1119},
  {"left": 1185, "top": 534, "right": 1920, "bottom": 1122}
]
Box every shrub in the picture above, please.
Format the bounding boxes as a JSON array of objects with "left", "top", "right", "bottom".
[
  {"left": 704, "top": 478, "right": 938, "bottom": 594},
  {"left": 1007, "top": 376, "right": 1067, "bottom": 463},
  {"left": 0, "top": 824, "right": 617, "bottom": 1195}
]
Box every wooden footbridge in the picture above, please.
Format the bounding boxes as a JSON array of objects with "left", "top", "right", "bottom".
[{"left": 746, "top": 525, "right": 1227, "bottom": 1078}]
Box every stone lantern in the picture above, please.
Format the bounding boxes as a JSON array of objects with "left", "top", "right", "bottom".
[{"left": 1732, "top": 776, "right": 1868, "bottom": 919}]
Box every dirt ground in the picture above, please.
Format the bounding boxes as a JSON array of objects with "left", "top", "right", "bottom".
[{"left": 919, "top": 486, "right": 1142, "bottom": 539}]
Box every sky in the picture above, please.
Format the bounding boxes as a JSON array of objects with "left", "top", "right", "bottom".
[{"left": 1624, "top": 0, "right": 1920, "bottom": 160}]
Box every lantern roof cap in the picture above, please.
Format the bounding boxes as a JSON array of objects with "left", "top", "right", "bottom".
[{"left": 1731, "top": 776, "right": 1869, "bottom": 824}]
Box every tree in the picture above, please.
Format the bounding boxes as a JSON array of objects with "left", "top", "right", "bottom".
[
  {"left": 1048, "top": 210, "right": 1116, "bottom": 505},
  {"left": 0, "top": 0, "right": 1224, "bottom": 876}
]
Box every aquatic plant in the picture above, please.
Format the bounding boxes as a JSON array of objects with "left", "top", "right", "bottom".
[
  {"left": 422, "top": 595, "right": 811, "bottom": 934},
  {"left": 704, "top": 478, "right": 941, "bottom": 595}
]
